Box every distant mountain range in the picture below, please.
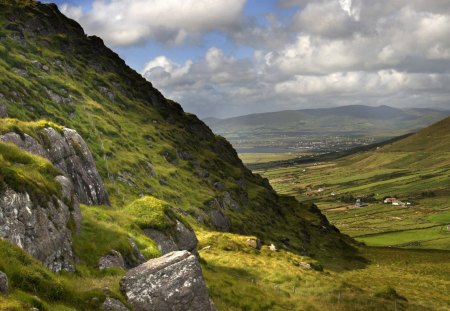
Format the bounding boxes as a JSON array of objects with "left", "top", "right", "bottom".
[{"left": 204, "top": 105, "right": 450, "bottom": 138}]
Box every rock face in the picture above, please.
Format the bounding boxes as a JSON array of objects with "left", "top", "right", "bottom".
[
  {"left": 98, "top": 250, "right": 126, "bottom": 270},
  {"left": 120, "top": 251, "right": 216, "bottom": 311},
  {"left": 0, "top": 127, "right": 109, "bottom": 205},
  {"left": 0, "top": 271, "right": 8, "bottom": 294},
  {"left": 0, "top": 176, "right": 81, "bottom": 272},
  {"left": 144, "top": 220, "right": 198, "bottom": 256}
]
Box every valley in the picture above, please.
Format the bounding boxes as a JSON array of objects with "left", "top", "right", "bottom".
[{"left": 253, "top": 118, "right": 450, "bottom": 250}]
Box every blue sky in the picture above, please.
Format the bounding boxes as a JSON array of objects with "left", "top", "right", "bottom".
[{"left": 47, "top": 0, "right": 450, "bottom": 118}]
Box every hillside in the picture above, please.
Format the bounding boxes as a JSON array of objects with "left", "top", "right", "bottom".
[
  {"left": 205, "top": 105, "right": 449, "bottom": 139},
  {"left": 0, "top": 1, "right": 359, "bottom": 310}
]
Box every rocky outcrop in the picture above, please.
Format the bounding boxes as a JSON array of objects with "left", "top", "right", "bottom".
[
  {"left": 0, "top": 127, "right": 109, "bottom": 205},
  {"left": 98, "top": 250, "right": 126, "bottom": 270},
  {"left": 0, "top": 176, "right": 80, "bottom": 272},
  {"left": 144, "top": 220, "right": 198, "bottom": 256},
  {"left": 120, "top": 251, "right": 216, "bottom": 311},
  {"left": 0, "top": 271, "right": 8, "bottom": 294}
]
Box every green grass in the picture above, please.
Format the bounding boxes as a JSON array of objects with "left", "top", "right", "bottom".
[
  {"left": 198, "top": 230, "right": 450, "bottom": 310},
  {"left": 0, "top": 239, "right": 127, "bottom": 311}
]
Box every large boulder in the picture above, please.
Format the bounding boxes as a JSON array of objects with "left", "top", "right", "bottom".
[
  {"left": 0, "top": 176, "right": 80, "bottom": 272},
  {"left": 0, "top": 127, "right": 109, "bottom": 205},
  {"left": 120, "top": 251, "right": 216, "bottom": 311},
  {"left": 144, "top": 220, "right": 198, "bottom": 255},
  {"left": 0, "top": 271, "right": 8, "bottom": 294}
]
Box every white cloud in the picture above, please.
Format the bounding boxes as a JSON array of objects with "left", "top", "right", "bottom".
[
  {"left": 60, "top": 0, "right": 246, "bottom": 46},
  {"left": 132, "top": 0, "right": 450, "bottom": 117},
  {"left": 275, "top": 71, "right": 450, "bottom": 96}
]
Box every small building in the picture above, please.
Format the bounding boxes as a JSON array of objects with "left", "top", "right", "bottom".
[{"left": 383, "top": 197, "right": 398, "bottom": 204}]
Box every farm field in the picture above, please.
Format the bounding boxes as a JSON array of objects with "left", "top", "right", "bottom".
[{"left": 257, "top": 153, "right": 450, "bottom": 250}]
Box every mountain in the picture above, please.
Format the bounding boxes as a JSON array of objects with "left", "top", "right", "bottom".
[
  {"left": 204, "top": 105, "right": 450, "bottom": 137},
  {"left": 0, "top": 1, "right": 353, "bottom": 310}
]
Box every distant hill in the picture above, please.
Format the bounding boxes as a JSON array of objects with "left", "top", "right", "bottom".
[{"left": 204, "top": 105, "right": 450, "bottom": 137}]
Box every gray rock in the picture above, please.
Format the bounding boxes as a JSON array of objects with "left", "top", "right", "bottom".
[
  {"left": 0, "top": 127, "right": 110, "bottom": 206},
  {"left": 209, "top": 209, "right": 231, "bottom": 232},
  {"left": 174, "top": 220, "right": 198, "bottom": 253},
  {"left": 101, "top": 297, "right": 129, "bottom": 311},
  {"left": 0, "top": 271, "right": 8, "bottom": 294},
  {"left": 45, "top": 87, "right": 72, "bottom": 105},
  {"left": 99, "top": 250, "right": 126, "bottom": 270},
  {"left": 117, "top": 171, "right": 136, "bottom": 187},
  {"left": 12, "top": 67, "right": 28, "bottom": 76},
  {"left": 98, "top": 86, "right": 115, "bottom": 101},
  {"left": 129, "top": 238, "right": 146, "bottom": 266},
  {"left": 120, "top": 251, "right": 216, "bottom": 311},
  {"left": 0, "top": 177, "right": 80, "bottom": 272},
  {"left": 222, "top": 192, "right": 241, "bottom": 211},
  {"left": 0, "top": 105, "right": 7, "bottom": 118},
  {"left": 213, "top": 182, "right": 225, "bottom": 190},
  {"left": 144, "top": 220, "right": 198, "bottom": 255},
  {"left": 177, "top": 150, "right": 192, "bottom": 160},
  {"left": 144, "top": 228, "right": 178, "bottom": 254}
]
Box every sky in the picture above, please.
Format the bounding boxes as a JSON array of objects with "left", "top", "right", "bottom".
[{"left": 48, "top": 0, "right": 450, "bottom": 118}]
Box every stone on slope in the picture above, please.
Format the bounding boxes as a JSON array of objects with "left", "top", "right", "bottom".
[
  {"left": 98, "top": 250, "right": 126, "bottom": 270},
  {"left": 209, "top": 209, "right": 231, "bottom": 232},
  {"left": 0, "top": 271, "right": 8, "bottom": 294},
  {"left": 120, "top": 251, "right": 216, "bottom": 311},
  {"left": 0, "top": 127, "right": 109, "bottom": 205},
  {"left": 143, "top": 220, "right": 198, "bottom": 255}
]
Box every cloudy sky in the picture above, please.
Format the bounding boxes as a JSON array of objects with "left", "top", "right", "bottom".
[{"left": 49, "top": 0, "right": 450, "bottom": 118}]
